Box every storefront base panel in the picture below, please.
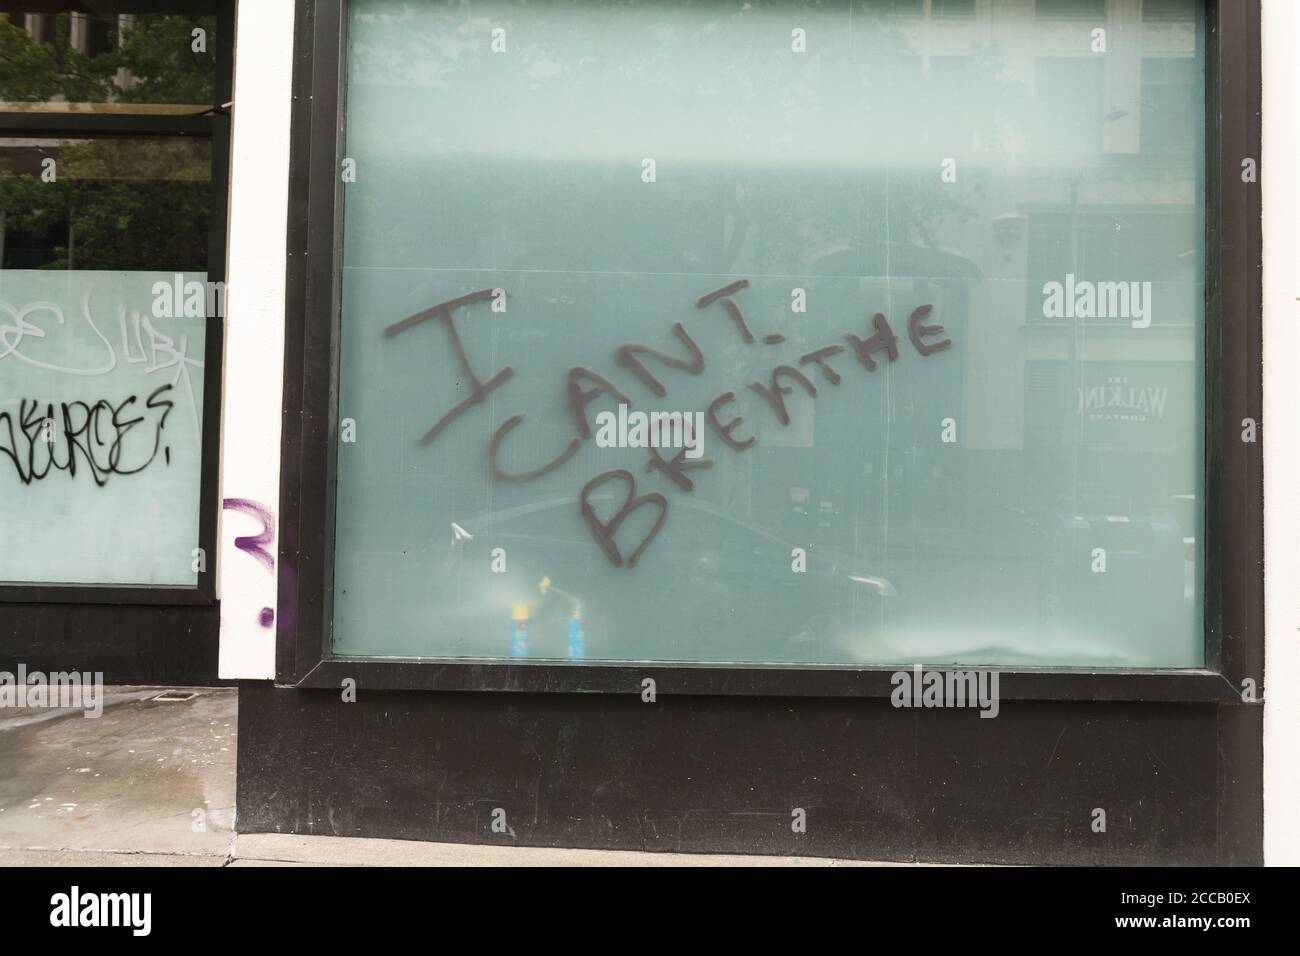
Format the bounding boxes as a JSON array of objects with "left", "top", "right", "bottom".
[
  {"left": 1, "top": 605, "right": 223, "bottom": 687},
  {"left": 235, "top": 683, "right": 1261, "bottom": 865}
]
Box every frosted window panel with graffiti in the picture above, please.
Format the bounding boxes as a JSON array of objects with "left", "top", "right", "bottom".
[
  {"left": 0, "top": 271, "right": 207, "bottom": 585},
  {"left": 331, "top": 0, "right": 1205, "bottom": 667}
]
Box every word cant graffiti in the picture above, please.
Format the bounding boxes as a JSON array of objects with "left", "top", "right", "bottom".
[
  {"left": 0, "top": 384, "right": 175, "bottom": 486},
  {"left": 383, "top": 280, "right": 952, "bottom": 567}
]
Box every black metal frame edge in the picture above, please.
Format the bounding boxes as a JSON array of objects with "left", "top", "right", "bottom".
[
  {"left": 276, "top": 0, "right": 1264, "bottom": 705},
  {"left": 0, "top": 113, "right": 213, "bottom": 135}
]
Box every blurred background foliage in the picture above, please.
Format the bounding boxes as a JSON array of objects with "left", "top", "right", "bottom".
[
  {"left": 0, "top": 11, "right": 215, "bottom": 105},
  {"left": 0, "top": 138, "right": 210, "bottom": 270},
  {"left": 0, "top": 11, "right": 214, "bottom": 269}
]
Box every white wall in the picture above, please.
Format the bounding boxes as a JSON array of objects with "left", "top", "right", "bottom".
[
  {"left": 218, "top": 0, "right": 295, "bottom": 680},
  {"left": 1262, "top": 0, "right": 1300, "bottom": 866}
]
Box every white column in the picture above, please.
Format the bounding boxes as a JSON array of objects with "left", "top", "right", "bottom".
[{"left": 218, "top": 0, "right": 297, "bottom": 679}]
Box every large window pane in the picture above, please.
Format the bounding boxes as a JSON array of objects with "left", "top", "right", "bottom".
[
  {"left": 0, "top": 136, "right": 211, "bottom": 585},
  {"left": 332, "top": 0, "right": 1205, "bottom": 667}
]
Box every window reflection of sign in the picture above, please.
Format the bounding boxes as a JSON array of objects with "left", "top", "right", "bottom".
[
  {"left": 1076, "top": 368, "right": 1188, "bottom": 448},
  {"left": 1077, "top": 376, "right": 1170, "bottom": 425}
]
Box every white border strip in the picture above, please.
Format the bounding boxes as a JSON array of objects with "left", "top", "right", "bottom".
[
  {"left": 217, "top": 0, "right": 296, "bottom": 679},
  {"left": 1262, "top": 0, "right": 1299, "bottom": 866}
]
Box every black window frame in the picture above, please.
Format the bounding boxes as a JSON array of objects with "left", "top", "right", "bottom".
[
  {"left": 0, "top": 0, "right": 232, "bottom": 608},
  {"left": 277, "top": 0, "right": 1261, "bottom": 703}
]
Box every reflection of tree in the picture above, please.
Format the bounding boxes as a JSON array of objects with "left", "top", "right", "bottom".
[
  {"left": 115, "top": 15, "right": 217, "bottom": 104},
  {"left": 0, "top": 13, "right": 215, "bottom": 105},
  {"left": 0, "top": 139, "right": 209, "bottom": 270},
  {"left": 0, "top": 15, "right": 63, "bottom": 101}
]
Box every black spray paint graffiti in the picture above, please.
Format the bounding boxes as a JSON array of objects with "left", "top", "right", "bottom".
[
  {"left": 223, "top": 497, "right": 276, "bottom": 628},
  {"left": 384, "top": 280, "right": 953, "bottom": 567},
  {"left": 0, "top": 384, "right": 176, "bottom": 487}
]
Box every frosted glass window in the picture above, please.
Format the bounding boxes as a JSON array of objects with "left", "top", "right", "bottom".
[
  {"left": 0, "top": 137, "right": 210, "bottom": 586},
  {"left": 332, "top": 0, "right": 1206, "bottom": 667}
]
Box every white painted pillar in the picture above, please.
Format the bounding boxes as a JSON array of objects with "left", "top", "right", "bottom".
[
  {"left": 218, "top": 0, "right": 296, "bottom": 679},
  {"left": 1262, "top": 0, "right": 1300, "bottom": 866}
]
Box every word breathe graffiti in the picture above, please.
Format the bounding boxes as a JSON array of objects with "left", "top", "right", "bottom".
[
  {"left": 0, "top": 384, "right": 175, "bottom": 486},
  {"left": 383, "top": 279, "right": 953, "bottom": 567}
]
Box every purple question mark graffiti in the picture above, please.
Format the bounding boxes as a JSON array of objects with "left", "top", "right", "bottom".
[{"left": 223, "top": 497, "right": 276, "bottom": 627}]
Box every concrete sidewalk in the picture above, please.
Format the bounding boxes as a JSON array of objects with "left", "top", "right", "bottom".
[{"left": 0, "top": 686, "right": 873, "bottom": 867}]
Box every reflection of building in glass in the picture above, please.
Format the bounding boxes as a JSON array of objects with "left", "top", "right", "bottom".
[
  {"left": 20, "top": 11, "right": 129, "bottom": 55},
  {"left": 722, "top": 0, "right": 1203, "bottom": 661},
  {"left": 11, "top": 12, "right": 137, "bottom": 97},
  {"left": 856, "top": 3, "right": 1200, "bottom": 451},
  {"left": 0, "top": 10, "right": 214, "bottom": 109},
  {"left": 857, "top": 0, "right": 1203, "bottom": 660}
]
